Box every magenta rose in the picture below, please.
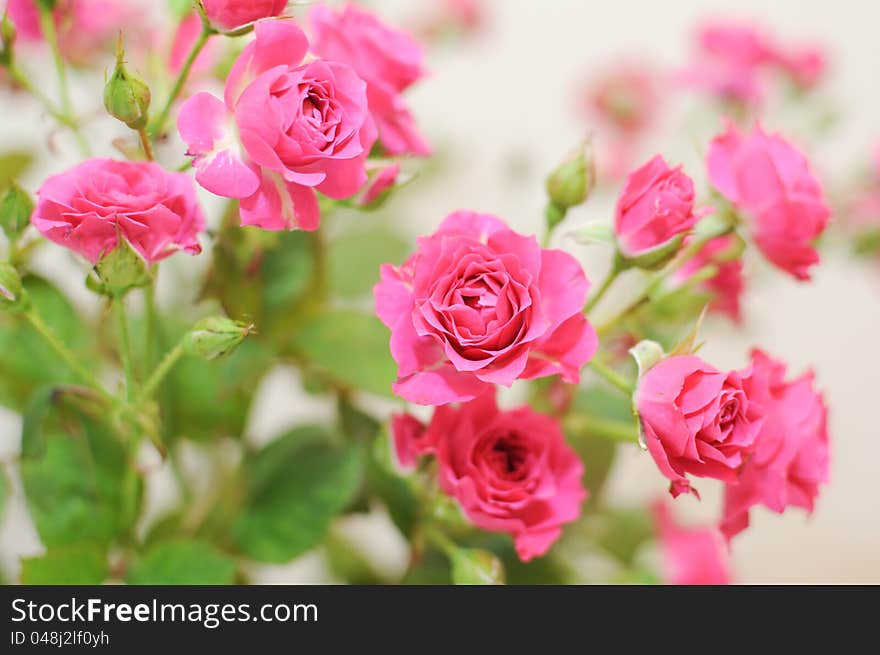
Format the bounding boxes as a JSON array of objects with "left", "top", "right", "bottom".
[
  {"left": 178, "top": 20, "right": 376, "bottom": 231},
  {"left": 202, "top": 0, "right": 288, "bottom": 31},
  {"left": 390, "top": 412, "right": 431, "bottom": 472},
  {"left": 671, "top": 235, "right": 745, "bottom": 322},
  {"left": 637, "top": 355, "right": 764, "bottom": 498},
  {"left": 614, "top": 155, "right": 704, "bottom": 261},
  {"left": 652, "top": 501, "right": 730, "bottom": 585},
  {"left": 309, "top": 3, "right": 430, "bottom": 156},
  {"left": 720, "top": 350, "right": 829, "bottom": 540},
  {"left": 433, "top": 393, "right": 587, "bottom": 562},
  {"left": 31, "top": 158, "right": 204, "bottom": 265},
  {"left": 374, "top": 211, "right": 598, "bottom": 405},
  {"left": 707, "top": 122, "right": 831, "bottom": 280}
]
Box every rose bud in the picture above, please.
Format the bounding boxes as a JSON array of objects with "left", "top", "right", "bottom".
[
  {"left": 720, "top": 350, "right": 829, "bottom": 540},
  {"left": 390, "top": 412, "right": 430, "bottom": 472},
  {"left": 0, "top": 182, "right": 34, "bottom": 240},
  {"left": 707, "top": 121, "right": 831, "bottom": 280},
  {"left": 546, "top": 142, "right": 596, "bottom": 212},
  {"left": 184, "top": 316, "right": 253, "bottom": 360},
  {"left": 636, "top": 354, "right": 764, "bottom": 498},
  {"left": 201, "top": 0, "right": 289, "bottom": 32},
  {"left": 104, "top": 42, "right": 151, "bottom": 131},
  {"left": 0, "top": 262, "right": 29, "bottom": 313},
  {"left": 614, "top": 155, "right": 706, "bottom": 268}
]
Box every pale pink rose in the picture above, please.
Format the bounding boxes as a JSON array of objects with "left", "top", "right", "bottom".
[
  {"left": 309, "top": 3, "right": 430, "bottom": 157},
  {"left": 374, "top": 211, "right": 598, "bottom": 405},
  {"left": 434, "top": 393, "right": 587, "bottom": 562},
  {"left": 671, "top": 235, "right": 745, "bottom": 322},
  {"left": 390, "top": 412, "right": 430, "bottom": 472},
  {"left": 614, "top": 155, "right": 704, "bottom": 259},
  {"left": 586, "top": 63, "right": 658, "bottom": 135},
  {"left": 360, "top": 163, "right": 400, "bottom": 206},
  {"left": 637, "top": 355, "right": 764, "bottom": 498},
  {"left": 5, "top": 0, "right": 144, "bottom": 65},
  {"left": 201, "top": 0, "right": 287, "bottom": 32},
  {"left": 32, "top": 159, "right": 204, "bottom": 265},
  {"left": 707, "top": 121, "right": 830, "bottom": 280},
  {"left": 778, "top": 46, "right": 826, "bottom": 89},
  {"left": 178, "top": 20, "right": 376, "bottom": 231},
  {"left": 721, "top": 350, "right": 829, "bottom": 540},
  {"left": 169, "top": 12, "right": 220, "bottom": 77},
  {"left": 652, "top": 501, "right": 731, "bottom": 585}
]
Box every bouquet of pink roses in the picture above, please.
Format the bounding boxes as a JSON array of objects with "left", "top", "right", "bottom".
[{"left": 0, "top": 1, "right": 844, "bottom": 585}]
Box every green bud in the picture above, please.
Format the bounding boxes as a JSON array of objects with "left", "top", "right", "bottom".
[
  {"left": 545, "top": 201, "right": 567, "bottom": 232},
  {"left": 0, "top": 262, "right": 29, "bottom": 313},
  {"left": 546, "top": 142, "right": 596, "bottom": 211},
  {"left": 0, "top": 182, "right": 34, "bottom": 240},
  {"left": 94, "top": 237, "right": 151, "bottom": 297},
  {"left": 104, "top": 41, "right": 151, "bottom": 131},
  {"left": 619, "top": 234, "right": 685, "bottom": 271},
  {"left": 450, "top": 548, "right": 505, "bottom": 585},
  {"left": 184, "top": 316, "right": 253, "bottom": 361}
]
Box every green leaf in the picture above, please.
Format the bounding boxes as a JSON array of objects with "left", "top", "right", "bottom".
[
  {"left": 0, "top": 276, "right": 90, "bottom": 411},
  {"left": 323, "top": 531, "right": 385, "bottom": 585},
  {"left": 451, "top": 548, "right": 505, "bottom": 585},
  {"left": 328, "top": 226, "right": 410, "bottom": 299},
  {"left": 0, "top": 151, "right": 33, "bottom": 189},
  {"left": 233, "top": 433, "right": 365, "bottom": 563},
  {"left": 20, "top": 386, "right": 57, "bottom": 459},
  {"left": 21, "top": 417, "right": 134, "bottom": 549},
  {"left": 292, "top": 310, "right": 397, "bottom": 397},
  {"left": 126, "top": 539, "right": 237, "bottom": 585},
  {"left": 595, "top": 508, "right": 655, "bottom": 566},
  {"left": 21, "top": 546, "right": 108, "bottom": 584},
  {"left": 571, "top": 222, "right": 615, "bottom": 246}
]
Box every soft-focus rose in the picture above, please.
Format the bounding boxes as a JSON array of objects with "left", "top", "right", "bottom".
[
  {"left": 360, "top": 163, "right": 400, "bottom": 206},
  {"left": 721, "top": 350, "right": 829, "bottom": 540},
  {"left": 31, "top": 158, "right": 204, "bottom": 265},
  {"left": 5, "top": 0, "right": 143, "bottom": 65},
  {"left": 586, "top": 63, "right": 658, "bottom": 135},
  {"left": 201, "top": 0, "right": 288, "bottom": 32},
  {"left": 707, "top": 122, "right": 830, "bottom": 280},
  {"left": 652, "top": 501, "right": 730, "bottom": 585},
  {"left": 637, "top": 355, "right": 764, "bottom": 497},
  {"left": 671, "top": 235, "right": 745, "bottom": 322},
  {"left": 178, "top": 20, "right": 376, "bottom": 231},
  {"left": 169, "top": 12, "right": 220, "bottom": 77},
  {"left": 390, "top": 412, "right": 430, "bottom": 472},
  {"left": 614, "top": 155, "right": 704, "bottom": 260},
  {"left": 374, "top": 211, "right": 598, "bottom": 405},
  {"left": 778, "top": 46, "right": 826, "bottom": 89},
  {"left": 309, "top": 3, "right": 430, "bottom": 156},
  {"left": 433, "top": 393, "right": 587, "bottom": 562}
]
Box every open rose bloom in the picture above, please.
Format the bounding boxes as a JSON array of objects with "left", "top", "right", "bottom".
[
  {"left": 201, "top": 0, "right": 289, "bottom": 32},
  {"left": 374, "top": 211, "right": 598, "bottom": 405},
  {"left": 178, "top": 20, "right": 376, "bottom": 230}
]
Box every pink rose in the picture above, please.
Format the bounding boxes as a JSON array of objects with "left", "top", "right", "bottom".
[
  {"left": 652, "top": 501, "right": 730, "bottom": 585},
  {"left": 309, "top": 3, "right": 430, "bottom": 156},
  {"left": 671, "top": 235, "right": 745, "bottom": 322},
  {"left": 637, "top": 355, "right": 764, "bottom": 498},
  {"left": 720, "top": 350, "right": 829, "bottom": 540},
  {"left": 707, "top": 122, "right": 830, "bottom": 280},
  {"left": 374, "top": 211, "right": 598, "bottom": 405},
  {"left": 433, "top": 393, "right": 587, "bottom": 562},
  {"left": 614, "top": 155, "right": 704, "bottom": 260},
  {"left": 778, "top": 46, "right": 826, "bottom": 89},
  {"left": 178, "top": 20, "right": 376, "bottom": 231},
  {"left": 31, "top": 158, "right": 204, "bottom": 265},
  {"left": 390, "top": 412, "right": 430, "bottom": 472},
  {"left": 201, "top": 0, "right": 288, "bottom": 32},
  {"left": 586, "top": 63, "right": 658, "bottom": 135},
  {"left": 360, "top": 163, "right": 400, "bottom": 206}
]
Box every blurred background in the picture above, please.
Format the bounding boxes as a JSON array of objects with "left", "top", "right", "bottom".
[{"left": 1, "top": 0, "right": 879, "bottom": 583}]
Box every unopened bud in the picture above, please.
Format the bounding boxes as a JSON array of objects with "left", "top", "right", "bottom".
[
  {"left": 0, "top": 262, "right": 29, "bottom": 313},
  {"left": 94, "top": 237, "right": 151, "bottom": 297},
  {"left": 546, "top": 142, "right": 596, "bottom": 211},
  {"left": 104, "top": 41, "right": 151, "bottom": 130},
  {"left": 184, "top": 316, "right": 252, "bottom": 360},
  {"left": 0, "top": 183, "right": 34, "bottom": 240}
]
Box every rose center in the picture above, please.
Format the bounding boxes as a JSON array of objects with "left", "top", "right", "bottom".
[{"left": 486, "top": 435, "right": 530, "bottom": 480}]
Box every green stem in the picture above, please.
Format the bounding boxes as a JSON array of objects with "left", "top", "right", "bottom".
[
  {"left": 589, "top": 359, "right": 634, "bottom": 395},
  {"left": 144, "top": 280, "right": 157, "bottom": 372},
  {"left": 114, "top": 298, "right": 136, "bottom": 402},
  {"left": 596, "top": 228, "right": 730, "bottom": 337},
  {"left": 425, "top": 526, "right": 458, "bottom": 558},
  {"left": 150, "top": 20, "right": 213, "bottom": 138},
  {"left": 137, "top": 127, "right": 154, "bottom": 161},
  {"left": 25, "top": 310, "right": 113, "bottom": 404},
  {"left": 567, "top": 414, "right": 639, "bottom": 444},
  {"left": 6, "top": 62, "right": 70, "bottom": 126},
  {"left": 138, "top": 340, "right": 185, "bottom": 403},
  {"left": 38, "top": 7, "right": 90, "bottom": 156},
  {"left": 584, "top": 260, "right": 622, "bottom": 314}
]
